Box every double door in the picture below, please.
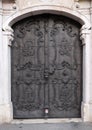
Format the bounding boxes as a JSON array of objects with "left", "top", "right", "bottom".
[{"left": 11, "top": 14, "right": 82, "bottom": 118}]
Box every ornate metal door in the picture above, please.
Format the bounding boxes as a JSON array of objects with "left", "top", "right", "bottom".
[{"left": 11, "top": 14, "right": 82, "bottom": 119}]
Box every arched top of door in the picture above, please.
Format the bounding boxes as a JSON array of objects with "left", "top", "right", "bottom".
[
  {"left": 3, "top": 5, "right": 91, "bottom": 28},
  {"left": 3, "top": 5, "right": 91, "bottom": 46}
]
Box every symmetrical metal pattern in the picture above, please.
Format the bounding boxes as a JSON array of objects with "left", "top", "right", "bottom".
[{"left": 11, "top": 14, "right": 82, "bottom": 119}]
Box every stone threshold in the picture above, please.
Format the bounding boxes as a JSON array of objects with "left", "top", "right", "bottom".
[{"left": 12, "top": 118, "right": 82, "bottom": 124}]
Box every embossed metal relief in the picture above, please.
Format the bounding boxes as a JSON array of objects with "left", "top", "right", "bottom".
[{"left": 11, "top": 14, "right": 82, "bottom": 118}]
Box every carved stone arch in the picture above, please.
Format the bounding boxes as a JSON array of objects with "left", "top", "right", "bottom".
[
  {"left": 3, "top": 6, "right": 90, "bottom": 28},
  {"left": 3, "top": 6, "right": 91, "bottom": 46},
  {"left": 2, "top": 5, "right": 92, "bottom": 121}
]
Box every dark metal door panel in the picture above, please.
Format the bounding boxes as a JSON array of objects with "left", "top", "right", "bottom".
[
  {"left": 11, "top": 17, "right": 46, "bottom": 118},
  {"left": 46, "top": 17, "right": 82, "bottom": 118},
  {"left": 11, "top": 14, "right": 82, "bottom": 119}
]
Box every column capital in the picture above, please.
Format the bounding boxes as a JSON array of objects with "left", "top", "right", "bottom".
[
  {"left": 3, "top": 26, "right": 14, "bottom": 46},
  {"left": 80, "top": 25, "right": 91, "bottom": 46}
]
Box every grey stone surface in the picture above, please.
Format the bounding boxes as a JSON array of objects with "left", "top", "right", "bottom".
[{"left": 0, "top": 123, "right": 92, "bottom": 130}]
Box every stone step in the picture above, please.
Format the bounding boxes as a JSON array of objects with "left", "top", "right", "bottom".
[{"left": 0, "top": 123, "right": 92, "bottom": 130}]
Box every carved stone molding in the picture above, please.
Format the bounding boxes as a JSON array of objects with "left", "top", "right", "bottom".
[
  {"left": 14, "top": 0, "right": 82, "bottom": 11},
  {"left": 16, "top": 0, "right": 75, "bottom": 10},
  {"left": 80, "top": 25, "right": 91, "bottom": 46},
  {"left": 13, "top": 0, "right": 17, "bottom": 10},
  {"left": 3, "top": 26, "right": 14, "bottom": 46},
  {"left": 74, "top": 0, "right": 80, "bottom": 8}
]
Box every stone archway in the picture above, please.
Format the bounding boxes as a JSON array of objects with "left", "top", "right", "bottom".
[{"left": 2, "top": 6, "right": 91, "bottom": 122}]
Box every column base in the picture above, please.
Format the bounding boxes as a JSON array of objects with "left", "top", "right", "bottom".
[
  {"left": 81, "top": 102, "right": 92, "bottom": 122},
  {"left": 0, "top": 102, "right": 13, "bottom": 124}
]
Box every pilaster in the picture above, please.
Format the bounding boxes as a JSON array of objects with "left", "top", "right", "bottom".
[
  {"left": 0, "top": 0, "right": 3, "bottom": 104},
  {"left": 80, "top": 25, "right": 92, "bottom": 121},
  {"left": 0, "top": 26, "right": 14, "bottom": 124}
]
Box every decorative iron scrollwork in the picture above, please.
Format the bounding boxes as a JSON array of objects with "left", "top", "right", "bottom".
[{"left": 12, "top": 14, "right": 82, "bottom": 118}]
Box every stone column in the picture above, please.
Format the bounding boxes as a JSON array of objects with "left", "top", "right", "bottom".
[
  {"left": 0, "top": 0, "right": 3, "bottom": 103},
  {"left": 90, "top": 0, "right": 92, "bottom": 24},
  {"left": 0, "top": 25, "right": 14, "bottom": 123},
  {"left": 88, "top": 0, "right": 92, "bottom": 122},
  {"left": 80, "top": 25, "right": 92, "bottom": 121},
  {"left": 0, "top": 0, "right": 5, "bottom": 123}
]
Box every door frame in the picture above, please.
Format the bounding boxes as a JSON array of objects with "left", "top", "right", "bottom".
[{"left": 2, "top": 5, "right": 92, "bottom": 122}]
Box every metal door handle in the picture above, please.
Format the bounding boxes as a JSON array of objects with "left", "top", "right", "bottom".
[{"left": 44, "top": 68, "right": 49, "bottom": 78}]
